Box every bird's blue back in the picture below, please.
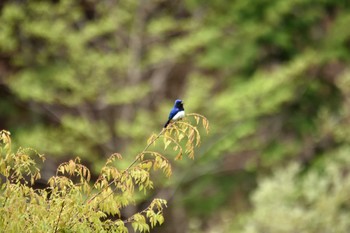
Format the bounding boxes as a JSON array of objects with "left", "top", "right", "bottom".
[{"left": 168, "top": 107, "right": 180, "bottom": 120}]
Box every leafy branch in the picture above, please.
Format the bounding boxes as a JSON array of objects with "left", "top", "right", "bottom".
[
  {"left": 86, "top": 127, "right": 166, "bottom": 204},
  {"left": 0, "top": 113, "right": 209, "bottom": 232}
]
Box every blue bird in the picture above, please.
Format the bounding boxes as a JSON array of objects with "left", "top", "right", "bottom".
[{"left": 164, "top": 99, "right": 185, "bottom": 128}]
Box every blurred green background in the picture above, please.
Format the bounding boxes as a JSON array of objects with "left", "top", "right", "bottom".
[{"left": 1, "top": 0, "right": 350, "bottom": 232}]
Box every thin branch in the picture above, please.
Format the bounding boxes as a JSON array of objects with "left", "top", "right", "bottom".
[
  {"left": 86, "top": 127, "right": 166, "bottom": 204},
  {"left": 122, "top": 201, "right": 153, "bottom": 224},
  {"left": 94, "top": 155, "right": 167, "bottom": 207},
  {"left": 53, "top": 200, "right": 65, "bottom": 233}
]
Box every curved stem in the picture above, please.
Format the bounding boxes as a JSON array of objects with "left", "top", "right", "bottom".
[
  {"left": 86, "top": 127, "right": 166, "bottom": 204},
  {"left": 53, "top": 200, "right": 65, "bottom": 233}
]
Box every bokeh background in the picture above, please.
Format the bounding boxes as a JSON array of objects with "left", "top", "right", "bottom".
[{"left": 1, "top": 0, "right": 350, "bottom": 232}]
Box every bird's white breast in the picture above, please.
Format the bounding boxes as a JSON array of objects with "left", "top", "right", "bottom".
[{"left": 172, "top": 111, "right": 185, "bottom": 120}]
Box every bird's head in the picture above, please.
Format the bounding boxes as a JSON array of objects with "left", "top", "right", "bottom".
[{"left": 174, "top": 99, "right": 184, "bottom": 108}]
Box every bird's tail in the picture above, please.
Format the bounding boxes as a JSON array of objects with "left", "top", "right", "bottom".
[{"left": 164, "top": 119, "right": 171, "bottom": 128}]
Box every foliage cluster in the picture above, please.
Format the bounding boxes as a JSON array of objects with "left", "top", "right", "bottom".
[
  {"left": 235, "top": 67, "right": 350, "bottom": 233},
  {"left": 0, "top": 114, "right": 208, "bottom": 232},
  {"left": 242, "top": 148, "right": 350, "bottom": 233}
]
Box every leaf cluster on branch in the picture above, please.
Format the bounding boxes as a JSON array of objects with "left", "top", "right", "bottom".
[{"left": 0, "top": 114, "right": 209, "bottom": 233}]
